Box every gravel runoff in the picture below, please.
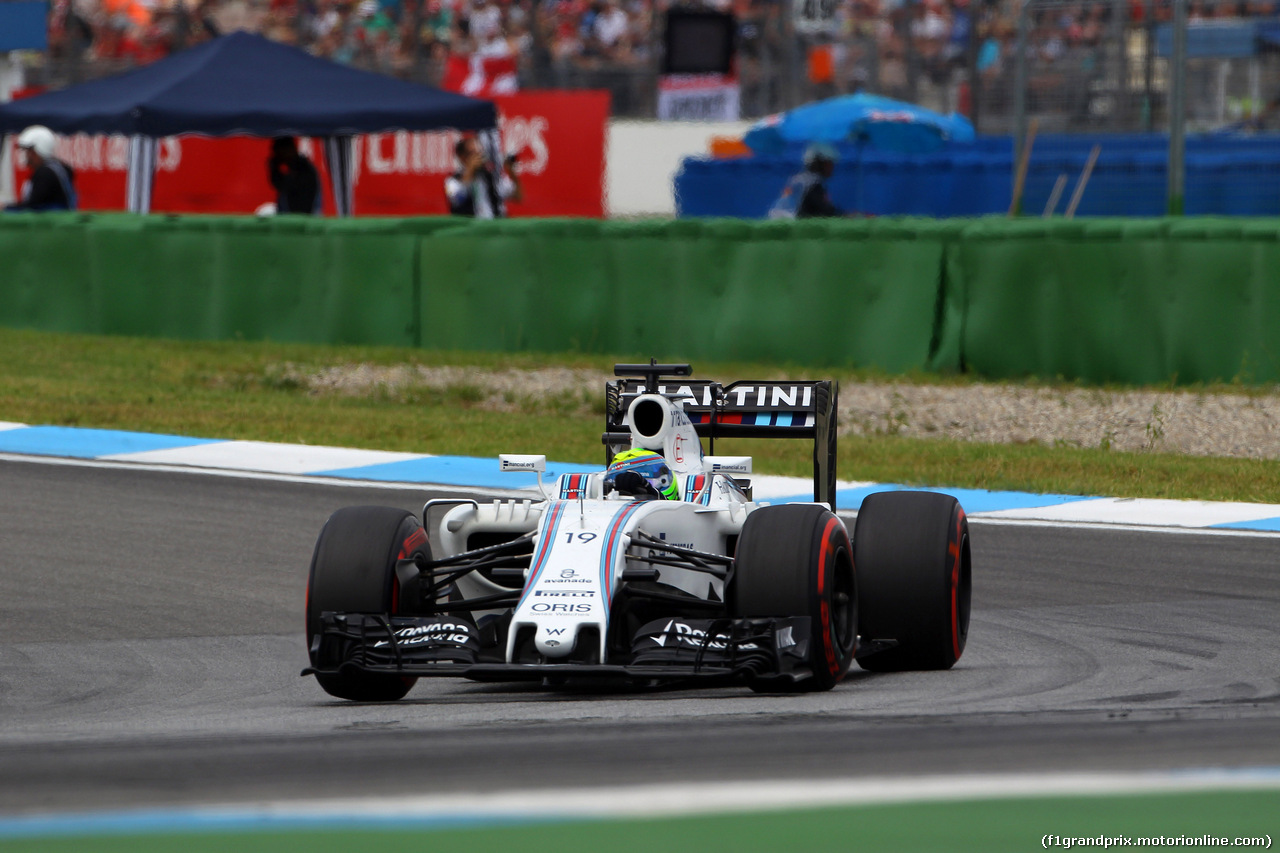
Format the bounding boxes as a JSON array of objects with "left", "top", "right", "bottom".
[{"left": 279, "top": 363, "right": 1280, "bottom": 460}]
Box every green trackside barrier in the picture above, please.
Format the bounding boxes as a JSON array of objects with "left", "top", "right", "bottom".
[
  {"left": 418, "top": 217, "right": 955, "bottom": 373},
  {"left": 0, "top": 213, "right": 99, "bottom": 334},
  {"left": 5, "top": 213, "right": 1280, "bottom": 385},
  {"left": 0, "top": 214, "right": 426, "bottom": 347},
  {"left": 957, "top": 217, "right": 1280, "bottom": 384}
]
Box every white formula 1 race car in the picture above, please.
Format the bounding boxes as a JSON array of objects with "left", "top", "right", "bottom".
[{"left": 303, "top": 362, "right": 971, "bottom": 699}]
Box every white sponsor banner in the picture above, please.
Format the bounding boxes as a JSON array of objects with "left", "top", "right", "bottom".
[
  {"left": 657, "top": 74, "right": 741, "bottom": 122},
  {"left": 793, "top": 0, "right": 840, "bottom": 35}
]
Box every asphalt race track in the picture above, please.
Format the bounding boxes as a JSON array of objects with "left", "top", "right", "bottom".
[{"left": 2, "top": 457, "right": 1279, "bottom": 816}]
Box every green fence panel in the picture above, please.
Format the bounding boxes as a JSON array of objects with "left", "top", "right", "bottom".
[
  {"left": 1162, "top": 239, "right": 1280, "bottom": 383},
  {"left": 420, "top": 230, "right": 613, "bottom": 352},
  {"left": 420, "top": 220, "right": 948, "bottom": 371},
  {"left": 317, "top": 229, "right": 421, "bottom": 346},
  {"left": 0, "top": 215, "right": 96, "bottom": 333},
  {"left": 0, "top": 214, "right": 447, "bottom": 346},
  {"left": 605, "top": 232, "right": 735, "bottom": 356},
  {"left": 76, "top": 216, "right": 419, "bottom": 345},
  {"left": 86, "top": 219, "right": 219, "bottom": 339},
  {"left": 199, "top": 230, "right": 331, "bottom": 343},
  {"left": 956, "top": 219, "right": 1280, "bottom": 384},
  {"left": 957, "top": 235, "right": 1165, "bottom": 383},
  {"left": 716, "top": 236, "right": 946, "bottom": 371},
  {"left": 15, "top": 212, "right": 1280, "bottom": 387},
  {"left": 931, "top": 235, "right": 967, "bottom": 374}
]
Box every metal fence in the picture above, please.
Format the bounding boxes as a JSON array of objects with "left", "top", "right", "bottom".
[
  {"left": 23, "top": 0, "right": 1280, "bottom": 129},
  {"left": 16, "top": 0, "right": 1280, "bottom": 215}
]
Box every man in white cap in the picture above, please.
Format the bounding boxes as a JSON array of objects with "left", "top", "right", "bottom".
[{"left": 5, "top": 126, "right": 77, "bottom": 211}]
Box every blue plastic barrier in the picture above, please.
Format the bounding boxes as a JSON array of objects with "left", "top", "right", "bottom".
[{"left": 674, "top": 134, "right": 1280, "bottom": 219}]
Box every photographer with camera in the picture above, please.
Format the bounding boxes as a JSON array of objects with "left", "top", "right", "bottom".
[
  {"left": 445, "top": 135, "right": 522, "bottom": 218},
  {"left": 267, "top": 136, "right": 320, "bottom": 215}
]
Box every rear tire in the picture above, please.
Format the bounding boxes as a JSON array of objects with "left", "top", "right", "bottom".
[
  {"left": 853, "top": 491, "right": 971, "bottom": 672},
  {"left": 306, "top": 505, "right": 431, "bottom": 701},
  {"left": 731, "top": 504, "right": 857, "bottom": 692}
]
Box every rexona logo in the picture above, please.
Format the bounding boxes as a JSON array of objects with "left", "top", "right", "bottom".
[
  {"left": 374, "top": 622, "right": 471, "bottom": 648},
  {"left": 649, "top": 620, "right": 757, "bottom": 651}
]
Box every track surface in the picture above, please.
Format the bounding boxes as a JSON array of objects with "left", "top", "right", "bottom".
[{"left": 2, "top": 458, "right": 1279, "bottom": 815}]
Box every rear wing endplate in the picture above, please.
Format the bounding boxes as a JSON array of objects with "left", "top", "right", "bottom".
[{"left": 603, "top": 361, "right": 839, "bottom": 510}]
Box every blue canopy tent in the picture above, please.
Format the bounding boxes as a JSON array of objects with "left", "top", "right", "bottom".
[
  {"left": 742, "top": 93, "right": 974, "bottom": 214},
  {"left": 743, "top": 93, "right": 974, "bottom": 156},
  {"left": 0, "top": 31, "right": 497, "bottom": 214}
]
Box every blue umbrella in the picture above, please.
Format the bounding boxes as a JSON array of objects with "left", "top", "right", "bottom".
[{"left": 743, "top": 93, "right": 975, "bottom": 156}]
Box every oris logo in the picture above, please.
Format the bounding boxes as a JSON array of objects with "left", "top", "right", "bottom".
[{"left": 531, "top": 602, "right": 591, "bottom": 613}]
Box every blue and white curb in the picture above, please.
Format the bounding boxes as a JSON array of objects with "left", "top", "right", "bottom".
[
  {"left": 1, "top": 769, "right": 1278, "bottom": 839},
  {"left": 3, "top": 422, "right": 1280, "bottom": 532}
]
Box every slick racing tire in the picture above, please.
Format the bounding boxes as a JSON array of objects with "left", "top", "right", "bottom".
[
  {"left": 853, "top": 491, "right": 971, "bottom": 672},
  {"left": 731, "top": 504, "right": 857, "bottom": 693},
  {"left": 306, "top": 505, "right": 431, "bottom": 702}
]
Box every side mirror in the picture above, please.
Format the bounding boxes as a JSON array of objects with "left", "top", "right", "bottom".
[
  {"left": 498, "top": 454, "right": 546, "bottom": 473},
  {"left": 499, "top": 454, "right": 548, "bottom": 499},
  {"left": 704, "top": 456, "right": 752, "bottom": 475}
]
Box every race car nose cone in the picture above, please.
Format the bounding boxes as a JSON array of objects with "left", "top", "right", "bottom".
[{"left": 535, "top": 623, "right": 577, "bottom": 658}]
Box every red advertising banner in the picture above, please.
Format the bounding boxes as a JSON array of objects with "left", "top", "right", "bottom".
[{"left": 6, "top": 90, "right": 610, "bottom": 218}]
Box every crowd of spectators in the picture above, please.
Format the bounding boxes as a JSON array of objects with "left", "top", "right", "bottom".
[
  {"left": 31, "top": 0, "right": 1280, "bottom": 119},
  {"left": 42, "top": 0, "right": 657, "bottom": 81}
]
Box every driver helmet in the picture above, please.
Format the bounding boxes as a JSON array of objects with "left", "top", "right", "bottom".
[{"left": 604, "top": 449, "right": 679, "bottom": 500}]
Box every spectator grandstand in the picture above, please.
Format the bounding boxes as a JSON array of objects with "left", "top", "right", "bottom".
[{"left": 15, "top": 0, "right": 1280, "bottom": 126}]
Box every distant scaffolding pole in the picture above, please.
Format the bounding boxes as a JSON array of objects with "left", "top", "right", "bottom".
[
  {"left": 1167, "top": 0, "right": 1188, "bottom": 215},
  {"left": 1011, "top": 0, "right": 1043, "bottom": 216}
]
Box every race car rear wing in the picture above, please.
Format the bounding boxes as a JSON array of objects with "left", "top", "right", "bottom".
[{"left": 603, "top": 361, "right": 839, "bottom": 510}]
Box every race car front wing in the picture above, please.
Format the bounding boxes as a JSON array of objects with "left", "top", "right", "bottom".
[{"left": 302, "top": 612, "right": 821, "bottom": 685}]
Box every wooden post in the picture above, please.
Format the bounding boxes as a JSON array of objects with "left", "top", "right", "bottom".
[
  {"left": 1044, "top": 174, "right": 1068, "bottom": 217},
  {"left": 1065, "top": 145, "right": 1102, "bottom": 219},
  {"left": 1009, "top": 118, "right": 1039, "bottom": 217}
]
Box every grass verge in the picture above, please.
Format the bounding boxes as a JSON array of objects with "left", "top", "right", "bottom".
[
  {"left": 3, "top": 327, "right": 1279, "bottom": 503},
  {"left": 4, "top": 789, "right": 1277, "bottom": 853}
]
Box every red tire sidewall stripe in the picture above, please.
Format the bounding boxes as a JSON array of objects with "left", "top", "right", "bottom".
[
  {"left": 393, "top": 523, "right": 428, "bottom": 616},
  {"left": 817, "top": 516, "right": 843, "bottom": 677},
  {"left": 949, "top": 508, "right": 965, "bottom": 661},
  {"left": 395, "top": 520, "right": 427, "bottom": 688}
]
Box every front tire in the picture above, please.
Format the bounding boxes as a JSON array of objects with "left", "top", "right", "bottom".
[
  {"left": 853, "top": 491, "right": 971, "bottom": 672},
  {"left": 731, "top": 504, "right": 857, "bottom": 692},
  {"left": 306, "top": 505, "right": 431, "bottom": 701}
]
